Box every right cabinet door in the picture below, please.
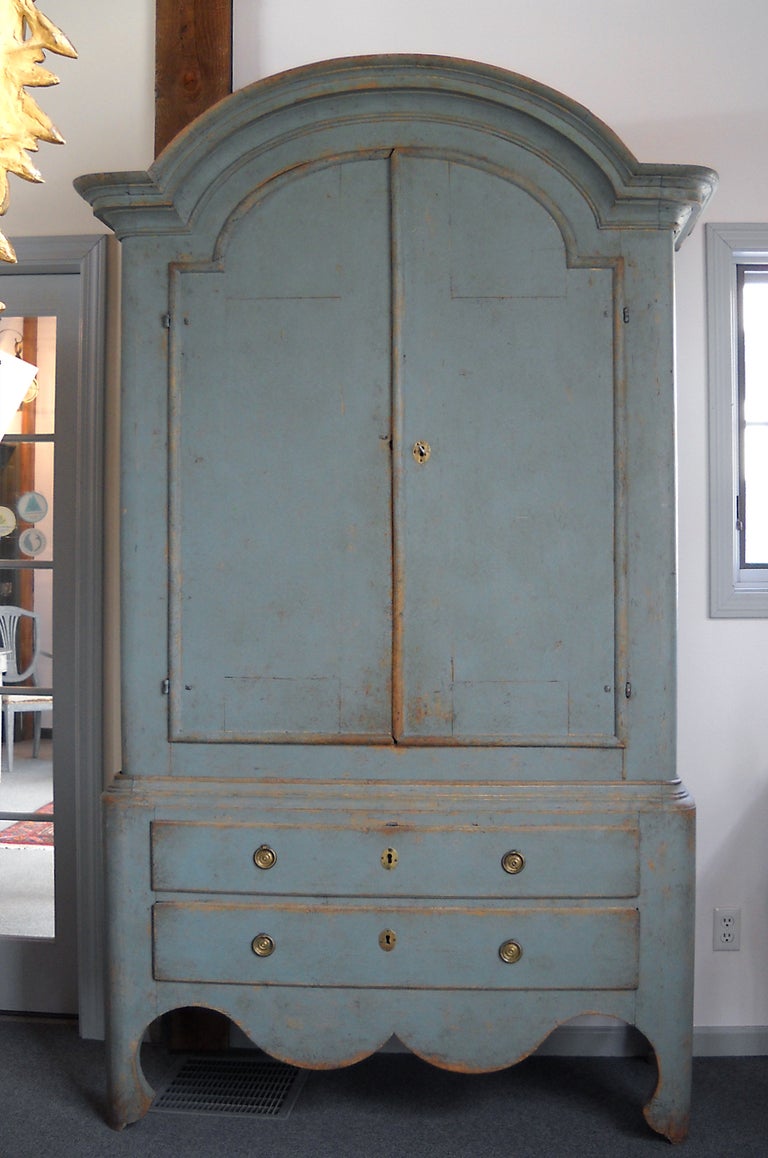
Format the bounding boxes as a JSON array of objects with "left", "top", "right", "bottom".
[{"left": 394, "top": 155, "right": 617, "bottom": 744}]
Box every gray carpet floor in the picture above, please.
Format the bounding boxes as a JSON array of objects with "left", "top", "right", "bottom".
[{"left": 0, "top": 1016, "right": 766, "bottom": 1156}]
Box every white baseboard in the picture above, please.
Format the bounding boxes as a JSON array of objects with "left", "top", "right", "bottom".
[
  {"left": 375, "top": 1025, "right": 768, "bottom": 1058},
  {"left": 535, "top": 1025, "right": 648, "bottom": 1056},
  {"left": 539, "top": 1024, "right": 768, "bottom": 1057},
  {"left": 376, "top": 1027, "right": 648, "bottom": 1058},
  {"left": 693, "top": 1026, "right": 768, "bottom": 1056}
]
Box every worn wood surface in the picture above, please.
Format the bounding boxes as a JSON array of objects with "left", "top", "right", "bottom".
[
  {"left": 155, "top": 0, "right": 232, "bottom": 156},
  {"left": 75, "top": 57, "right": 716, "bottom": 1140}
]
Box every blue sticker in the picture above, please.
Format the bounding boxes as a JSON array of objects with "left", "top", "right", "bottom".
[
  {"left": 17, "top": 491, "right": 48, "bottom": 524},
  {"left": 19, "top": 527, "right": 46, "bottom": 557}
]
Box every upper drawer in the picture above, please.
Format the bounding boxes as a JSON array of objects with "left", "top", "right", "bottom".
[{"left": 150, "top": 820, "right": 639, "bottom": 899}]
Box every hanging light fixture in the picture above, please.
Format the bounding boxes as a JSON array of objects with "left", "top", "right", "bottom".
[{"left": 0, "top": 344, "right": 36, "bottom": 439}]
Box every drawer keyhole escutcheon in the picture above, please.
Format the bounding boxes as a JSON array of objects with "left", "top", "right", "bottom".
[
  {"left": 381, "top": 846, "right": 398, "bottom": 870},
  {"left": 251, "top": 933, "right": 275, "bottom": 958},
  {"left": 253, "top": 844, "right": 277, "bottom": 870},
  {"left": 379, "top": 929, "right": 397, "bottom": 951},
  {"left": 501, "top": 850, "right": 525, "bottom": 875},
  {"left": 412, "top": 440, "right": 431, "bottom": 464},
  {"left": 499, "top": 939, "right": 523, "bottom": 964}
]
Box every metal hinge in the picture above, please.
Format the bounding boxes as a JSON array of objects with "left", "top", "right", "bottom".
[
  {"left": 161, "top": 678, "right": 170, "bottom": 695},
  {"left": 161, "top": 313, "right": 171, "bottom": 329}
]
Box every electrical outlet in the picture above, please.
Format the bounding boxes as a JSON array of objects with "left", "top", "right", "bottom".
[{"left": 713, "top": 908, "right": 741, "bottom": 951}]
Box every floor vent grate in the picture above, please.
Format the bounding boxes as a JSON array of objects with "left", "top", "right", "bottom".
[{"left": 150, "top": 1054, "right": 307, "bottom": 1118}]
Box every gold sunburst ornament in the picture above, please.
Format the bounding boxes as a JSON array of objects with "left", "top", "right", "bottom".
[{"left": 0, "top": 0, "right": 76, "bottom": 264}]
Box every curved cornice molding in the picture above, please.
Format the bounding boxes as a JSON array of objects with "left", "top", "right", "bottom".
[{"left": 75, "top": 55, "right": 717, "bottom": 247}]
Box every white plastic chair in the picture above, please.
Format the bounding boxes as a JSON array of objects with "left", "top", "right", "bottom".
[{"left": 0, "top": 605, "right": 52, "bottom": 774}]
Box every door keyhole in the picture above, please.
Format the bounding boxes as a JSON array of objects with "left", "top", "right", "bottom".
[{"left": 381, "top": 846, "right": 398, "bottom": 869}]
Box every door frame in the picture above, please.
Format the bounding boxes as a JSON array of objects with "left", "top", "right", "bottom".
[{"left": 0, "top": 236, "right": 107, "bottom": 1037}]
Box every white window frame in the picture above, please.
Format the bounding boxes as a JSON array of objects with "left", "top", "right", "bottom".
[{"left": 706, "top": 223, "right": 768, "bottom": 616}]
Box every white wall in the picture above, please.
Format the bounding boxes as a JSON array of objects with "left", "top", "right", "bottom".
[
  {"left": 9, "top": 0, "right": 766, "bottom": 1033},
  {"left": 1, "top": 2, "right": 155, "bottom": 237}
]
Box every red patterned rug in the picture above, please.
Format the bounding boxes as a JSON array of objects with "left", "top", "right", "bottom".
[{"left": 0, "top": 802, "right": 54, "bottom": 846}]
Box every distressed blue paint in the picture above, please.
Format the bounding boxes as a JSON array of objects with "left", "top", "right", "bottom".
[
  {"left": 153, "top": 901, "right": 640, "bottom": 990},
  {"left": 75, "top": 56, "right": 715, "bottom": 1140},
  {"left": 150, "top": 818, "right": 640, "bottom": 899}
]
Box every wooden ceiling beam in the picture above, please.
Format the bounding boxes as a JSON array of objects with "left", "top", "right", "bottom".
[{"left": 154, "top": 0, "right": 233, "bottom": 157}]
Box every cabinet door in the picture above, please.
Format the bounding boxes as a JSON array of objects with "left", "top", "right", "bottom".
[
  {"left": 170, "top": 160, "right": 393, "bottom": 741},
  {"left": 170, "top": 153, "right": 617, "bottom": 750},
  {"left": 394, "top": 156, "right": 616, "bottom": 742}
]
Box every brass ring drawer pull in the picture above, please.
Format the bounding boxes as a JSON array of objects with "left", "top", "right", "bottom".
[
  {"left": 251, "top": 933, "right": 275, "bottom": 957},
  {"left": 253, "top": 844, "right": 277, "bottom": 870},
  {"left": 499, "top": 939, "right": 523, "bottom": 964},
  {"left": 501, "top": 850, "right": 525, "bottom": 875}
]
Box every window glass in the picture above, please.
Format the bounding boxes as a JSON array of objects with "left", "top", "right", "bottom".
[
  {"left": 706, "top": 224, "right": 768, "bottom": 616},
  {"left": 740, "top": 271, "right": 768, "bottom": 566}
]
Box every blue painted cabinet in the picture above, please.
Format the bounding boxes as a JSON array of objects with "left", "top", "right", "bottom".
[{"left": 77, "top": 57, "right": 715, "bottom": 1138}]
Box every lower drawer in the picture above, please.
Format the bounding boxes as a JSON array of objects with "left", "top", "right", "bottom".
[{"left": 153, "top": 901, "right": 639, "bottom": 991}]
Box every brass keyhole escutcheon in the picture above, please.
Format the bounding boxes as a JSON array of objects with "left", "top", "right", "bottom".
[
  {"left": 253, "top": 844, "right": 277, "bottom": 870},
  {"left": 501, "top": 850, "right": 525, "bottom": 875},
  {"left": 379, "top": 929, "right": 397, "bottom": 952},
  {"left": 381, "top": 846, "right": 398, "bottom": 870},
  {"left": 499, "top": 939, "right": 523, "bottom": 964},
  {"left": 251, "top": 933, "right": 275, "bottom": 958},
  {"left": 412, "top": 440, "right": 431, "bottom": 464}
]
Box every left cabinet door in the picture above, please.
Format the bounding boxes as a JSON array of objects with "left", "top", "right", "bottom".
[{"left": 170, "top": 159, "right": 395, "bottom": 743}]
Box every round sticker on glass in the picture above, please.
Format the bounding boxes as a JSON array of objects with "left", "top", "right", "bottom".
[
  {"left": 19, "top": 527, "right": 46, "bottom": 557},
  {"left": 0, "top": 506, "right": 16, "bottom": 537},
  {"left": 17, "top": 491, "right": 48, "bottom": 524}
]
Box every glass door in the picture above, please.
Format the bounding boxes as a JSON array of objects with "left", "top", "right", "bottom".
[
  {"left": 0, "top": 314, "right": 56, "bottom": 937},
  {"left": 0, "top": 277, "right": 80, "bottom": 1014}
]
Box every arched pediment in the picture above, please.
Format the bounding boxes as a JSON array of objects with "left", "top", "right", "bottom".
[{"left": 76, "top": 55, "right": 716, "bottom": 251}]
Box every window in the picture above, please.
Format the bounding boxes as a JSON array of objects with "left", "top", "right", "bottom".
[
  {"left": 706, "top": 224, "right": 768, "bottom": 616},
  {"left": 737, "top": 267, "right": 768, "bottom": 568}
]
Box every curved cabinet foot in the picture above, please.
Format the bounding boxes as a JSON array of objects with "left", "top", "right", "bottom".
[
  {"left": 643, "top": 1100, "right": 690, "bottom": 1145},
  {"left": 641, "top": 1042, "right": 692, "bottom": 1143},
  {"left": 106, "top": 1020, "right": 156, "bottom": 1130}
]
